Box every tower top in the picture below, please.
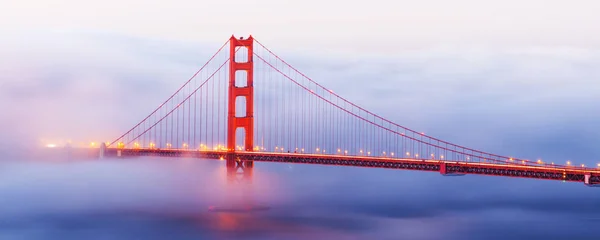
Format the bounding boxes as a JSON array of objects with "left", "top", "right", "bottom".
[{"left": 231, "top": 35, "right": 253, "bottom": 40}]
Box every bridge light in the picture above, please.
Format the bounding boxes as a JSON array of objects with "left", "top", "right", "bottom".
[
  {"left": 597, "top": 163, "right": 600, "bottom": 168},
  {"left": 344, "top": 150, "right": 348, "bottom": 155},
  {"left": 301, "top": 148, "right": 304, "bottom": 153},
  {"left": 414, "top": 153, "right": 417, "bottom": 157},
  {"left": 46, "top": 143, "right": 57, "bottom": 148},
  {"left": 440, "top": 155, "right": 444, "bottom": 159},
  {"left": 90, "top": 142, "right": 96, "bottom": 147},
  {"left": 316, "top": 147, "right": 320, "bottom": 152},
  {"left": 581, "top": 164, "right": 585, "bottom": 167},
  {"left": 509, "top": 158, "right": 513, "bottom": 161},
  {"left": 337, "top": 149, "right": 341, "bottom": 153},
  {"left": 383, "top": 151, "right": 386, "bottom": 156},
  {"left": 406, "top": 152, "right": 410, "bottom": 156},
  {"left": 537, "top": 159, "right": 543, "bottom": 164},
  {"left": 566, "top": 160, "right": 571, "bottom": 166},
  {"left": 392, "top": 152, "right": 395, "bottom": 157},
  {"left": 367, "top": 151, "right": 371, "bottom": 156}
]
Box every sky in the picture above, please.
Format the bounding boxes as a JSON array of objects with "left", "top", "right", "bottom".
[
  {"left": 2, "top": 0, "right": 600, "bottom": 52},
  {"left": 0, "top": 0, "right": 599, "bottom": 170},
  {"left": 1, "top": 0, "right": 600, "bottom": 239}
]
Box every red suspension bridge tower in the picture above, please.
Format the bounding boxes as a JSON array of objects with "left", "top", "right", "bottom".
[
  {"left": 227, "top": 35, "right": 254, "bottom": 152},
  {"left": 226, "top": 35, "right": 255, "bottom": 190}
]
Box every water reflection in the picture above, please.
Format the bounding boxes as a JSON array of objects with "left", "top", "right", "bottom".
[{"left": 0, "top": 156, "right": 599, "bottom": 239}]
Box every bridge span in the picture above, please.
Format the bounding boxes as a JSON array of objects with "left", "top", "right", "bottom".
[{"left": 104, "top": 147, "right": 600, "bottom": 186}]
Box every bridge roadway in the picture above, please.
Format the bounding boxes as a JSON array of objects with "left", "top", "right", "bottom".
[{"left": 105, "top": 148, "right": 600, "bottom": 185}]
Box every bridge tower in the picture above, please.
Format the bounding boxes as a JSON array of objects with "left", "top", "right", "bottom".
[{"left": 226, "top": 35, "right": 254, "bottom": 185}]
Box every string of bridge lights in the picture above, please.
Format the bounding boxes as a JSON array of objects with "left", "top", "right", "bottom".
[{"left": 69, "top": 141, "right": 600, "bottom": 169}]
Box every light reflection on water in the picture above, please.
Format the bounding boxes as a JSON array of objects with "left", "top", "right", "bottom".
[{"left": 0, "top": 157, "right": 599, "bottom": 240}]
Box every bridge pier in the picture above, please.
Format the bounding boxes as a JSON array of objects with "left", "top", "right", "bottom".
[
  {"left": 209, "top": 154, "right": 268, "bottom": 213},
  {"left": 226, "top": 154, "right": 254, "bottom": 185},
  {"left": 99, "top": 143, "right": 106, "bottom": 159},
  {"left": 440, "top": 162, "right": 447, "bottom": 175},
  {"left": 439, "top": 162, "right": 465, "bottom": 176},
  {"left": 585, "top": 173, "right": 590, "bottom": 185},
  {"left": 583, "top": 173, "right": 598, "bottom": 187}
]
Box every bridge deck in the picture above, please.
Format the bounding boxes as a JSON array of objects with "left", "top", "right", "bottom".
[{"left": 105, "top": 148, "right": 600, "bottom": 185}]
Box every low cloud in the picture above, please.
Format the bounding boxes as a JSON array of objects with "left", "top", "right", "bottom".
[{"left": 0, "top": 158, "right": 599, "bottom": 239}]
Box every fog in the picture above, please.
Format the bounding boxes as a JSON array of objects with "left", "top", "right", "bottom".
[{"left": 0, "top": 156, "right": 599, "bottom": 239}]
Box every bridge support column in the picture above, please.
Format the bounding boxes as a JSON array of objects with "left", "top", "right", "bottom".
[
  {"left": 227, "top": 35, "right": 254, "bottom": 152},
  {"left": 585, "top": 173, "right": 591, "bottom": 185},
  {"left": 440, "top": 162, "right": 447, "bottom": 175},
  {"left": 99, "top": 143, "right": 106, "bottom": 159},
  {"left": 439, "top": 162, "right": 465, "bottom": 176},
  {"left": 210, "top": 154, "right": 267, "bottom": 212},
  {"left": 226, "top": 155, "right": 254, "bottom": 185},
  {"left": 226, "top": 34, "right": 255, "bottom": 198}
]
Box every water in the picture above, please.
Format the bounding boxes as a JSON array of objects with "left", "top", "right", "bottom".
[{"left": 0, "top": 157, "right": 598, "bottom": 240}]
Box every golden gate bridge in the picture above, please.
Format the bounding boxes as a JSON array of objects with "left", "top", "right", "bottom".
[{"left": 95, "top": 35, "right": 598, "bottom": 187}]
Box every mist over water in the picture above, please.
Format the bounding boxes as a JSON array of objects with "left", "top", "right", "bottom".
[{"left": 0, "top": 155, "right": 599, "bottom": 240}]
